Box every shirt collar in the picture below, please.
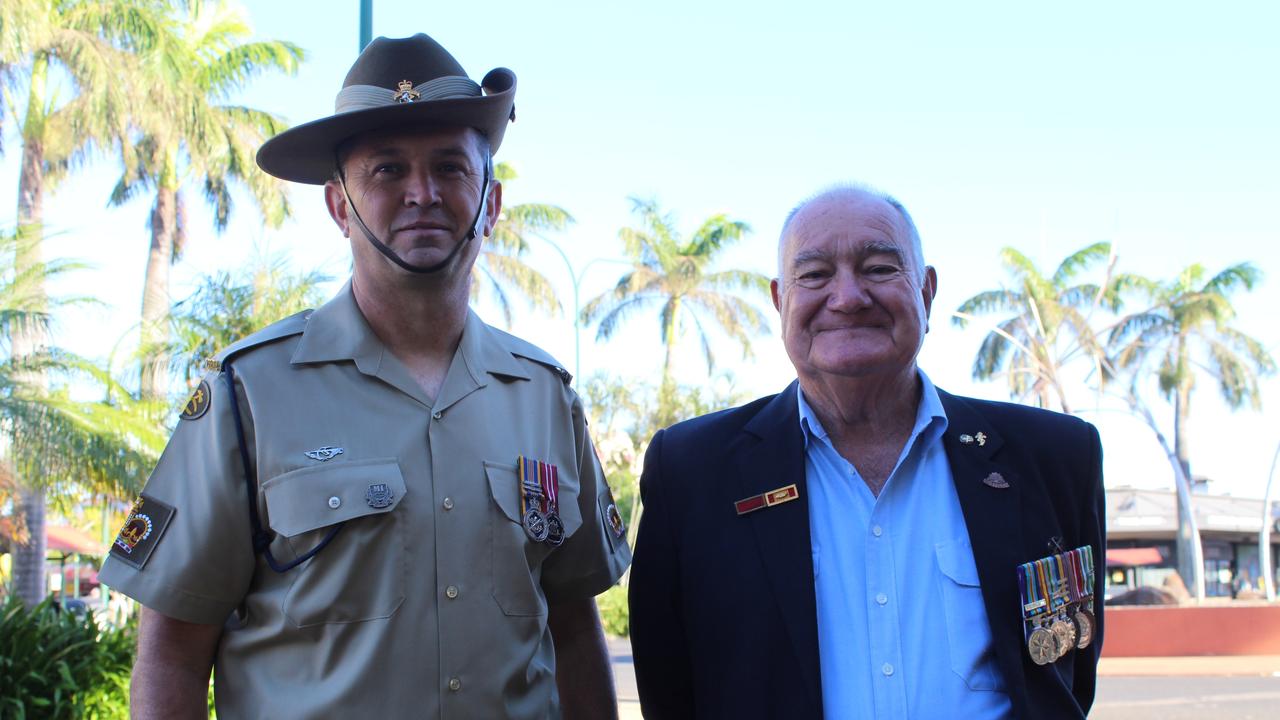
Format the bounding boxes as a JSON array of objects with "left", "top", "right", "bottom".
[
  {"left": 797, "top": 369, "right": 949, "bottom": 448},
  {"left": 291, "top": 280, "right": 530, "bottom": 382}
]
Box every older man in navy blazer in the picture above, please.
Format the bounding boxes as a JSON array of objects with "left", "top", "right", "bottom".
[{"left": 628, "top": 186, "right": 1105, "bottom": 719}]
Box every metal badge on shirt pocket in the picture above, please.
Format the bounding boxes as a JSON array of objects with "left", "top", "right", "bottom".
[{"left": 1017, "top": 545, "right": 1096, "bottom": 665}]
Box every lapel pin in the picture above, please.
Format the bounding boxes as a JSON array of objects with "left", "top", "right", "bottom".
[
  {"left": 983, "top": 472, "right": 1010, "bottom": 489},
  {"left": 735, "top": 484, "right": 799, "bottom": 516},
  {"left": 959, "top": 433, "right": 974, "bottom": 444},
  {"left": 975, "top": 432, "right": 988, "bottom": 446}
]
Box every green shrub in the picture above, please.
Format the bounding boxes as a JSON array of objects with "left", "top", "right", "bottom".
[
  {"left": 596, "top": 583, "right": 629, "bottom": 638},
  {"left": 0, "top": 596, "right": 133, "bottom": 719}
]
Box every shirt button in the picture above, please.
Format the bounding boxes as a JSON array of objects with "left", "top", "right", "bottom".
[
  {"left": 445, "top": 585, "right": 459, "bottom": 599},
  {"left": 433, "top": 411, "right": 442, "bottom": 419},
  {"left": 872, "top": 525, "right": 883, "bottom": 537},
  {"left": 442, "top": 497, "right": 454, "bottom": 510},
  {"left": 327, "top": 496, "right": 341, "bottom": 509},
  {"left": 876, "top": 593, "right": 888, "bottom": 605},
  {"left": 882, "top": 663, "right": 894, "bottom": 676},
  {"left": 448, "top": 677, "right": 461, "bottom": 692}
]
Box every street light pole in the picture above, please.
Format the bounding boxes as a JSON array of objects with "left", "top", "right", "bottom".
[
  {"left": 528, "top": 235, "right": 629, "bottom": 387},
  {"left": 359, "top": 0, "right": 373, "bottom": 51}
]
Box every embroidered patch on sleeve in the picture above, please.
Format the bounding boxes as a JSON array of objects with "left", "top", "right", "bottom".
[
  {"left": 109, "top": 494, "right": 176, "bottom": 570},
  {"left": 179, "top": 379, "right": 211, "bottom": 421}
]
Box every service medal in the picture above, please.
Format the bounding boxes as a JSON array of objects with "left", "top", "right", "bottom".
[
  {"left": 545, "top": 512, "right": 565, "bottom": 546},
  {"left": 1027, "top": 625, "right": 1057, "bottom": 666},
  {"left": 523, "top": 506, "right": 549, "bottom": 542},
  {"left": 1051, "top": 617, "right": 1076, "bottom": 659},
  {"left": 1073, "top": 608, "right": 1095, "bottom": 649}
]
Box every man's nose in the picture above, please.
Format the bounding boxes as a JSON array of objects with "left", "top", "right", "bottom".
[
  {"left": 826, "top": 270, "right": 872, "bottom": 311},
  {"left": 403, "top": 168, "right": 441, "bottom": 207}
]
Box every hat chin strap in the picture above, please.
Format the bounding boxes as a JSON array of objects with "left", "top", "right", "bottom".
[{"left": 337, "top": 154, "right": 490, "bottom": 275}]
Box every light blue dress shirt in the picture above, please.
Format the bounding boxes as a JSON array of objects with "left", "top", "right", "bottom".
[{"left": 800, "top": 371, "right": 1013, "bottom": 720}]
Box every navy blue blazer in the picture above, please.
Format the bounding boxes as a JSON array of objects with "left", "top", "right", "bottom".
[{"left": 628, "top": 382, "right": 1105, "bottom": 719}]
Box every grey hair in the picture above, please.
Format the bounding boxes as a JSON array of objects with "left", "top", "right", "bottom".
[{"left": 776, "top": 184, "right": 926, "bottom": 284}]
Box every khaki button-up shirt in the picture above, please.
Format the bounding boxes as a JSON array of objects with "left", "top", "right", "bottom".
[{"left": 100, "top": 285, "right": 631, "bottom": 719}]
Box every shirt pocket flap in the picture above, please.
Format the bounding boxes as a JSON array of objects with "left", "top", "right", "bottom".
[
  {"left": 935, "top": 536, "right": 982, "bottom": 588},
  {"left": 263, "top": 458, "right": 407, "bottom": 538},
  {"left": 484, "top": 461, "right": 523, "bottom": 524}
]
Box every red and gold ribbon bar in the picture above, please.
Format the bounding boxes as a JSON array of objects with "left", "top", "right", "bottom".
[{"left": 735, "top": 484, "right": 800, "bottom": 516}]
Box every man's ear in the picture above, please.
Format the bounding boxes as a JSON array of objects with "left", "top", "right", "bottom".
[
  {"left": 921, "top": 266, "right": 937, "bottom": 332},
  {"left": 770, "top": 278, "right": 783, "bottom": 312},
  {"left": 483, "top": 181, "right": 503, "bottom": 238},
  {"left": 324, "top": 180, "right": 351, "bottom": 238}
]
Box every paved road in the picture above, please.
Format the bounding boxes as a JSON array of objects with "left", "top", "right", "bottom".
[
  {"left": 611, "top": 638, "right": 1280, "bottom": 719},
  {"left": 1093, "top": 675, "right": 1280, "bottom": 719}
]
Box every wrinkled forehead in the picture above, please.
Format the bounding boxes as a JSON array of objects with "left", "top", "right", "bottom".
[{"left": 781, "top": 195, "right": 910, "bottom": 266}]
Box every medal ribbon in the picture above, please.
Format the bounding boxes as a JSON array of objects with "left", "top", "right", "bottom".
[
  {"left": 517, "top": 456, "right": 544, "bottom": 516},
  {"left": 542, "top": 463, "right": 559, "bottom": 514},
  {"left": 1019, "top": 561, "right": 1048, "bottom": 620}
]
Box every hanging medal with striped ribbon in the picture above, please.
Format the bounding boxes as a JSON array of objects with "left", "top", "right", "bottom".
[
  {"left": 1050, "top": 553, "right": 1078, "bottom": 658},
  {"left": 517, "top": 456, "right": 549, "bottom": 542},
  {"left": 1068, "top": 546, "right": 1096, "bottom": 649},
  {"left": 542, "top": 462, "right": 565, "bottom": 547},
  {"left": 1019, "top": 559, "right": 1057, "bottom": 665}
]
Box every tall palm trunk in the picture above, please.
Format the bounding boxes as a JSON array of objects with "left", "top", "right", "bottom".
[
  {"left": 1173, "top": 374, "right": 1203, "bottom": 599},
  {"left": 11, "top": 59, "right": 51, "bottom": 608},
  {"left": 139, "top": 177, "right": 178, "bottom": 401}
]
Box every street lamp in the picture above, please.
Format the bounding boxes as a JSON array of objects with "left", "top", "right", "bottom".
[
  {"left": 529, "top": 235, "right": 629, "bottom": 387},
  {"left": 359, "top": 0, "right": 373, "bottom": 51}
]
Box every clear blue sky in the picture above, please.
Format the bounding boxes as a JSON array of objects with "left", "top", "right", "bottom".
[{"left": 2, "top": 0, "right": 1277, "bottom": 498}]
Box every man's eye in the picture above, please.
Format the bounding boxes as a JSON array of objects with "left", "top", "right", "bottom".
[
  {"left": 373, "top": 163, "right": 402, "bottom": 175},
  {"left": 438, "top": 162, "right": 464, "bottom": 174}
]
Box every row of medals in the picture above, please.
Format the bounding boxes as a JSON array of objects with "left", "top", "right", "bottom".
[
  {"left": 522, "top": 474, "right": 565, "bottom": 547},
  {"left": 1020, "top": 548, "right": 1096, "bottom": 666}
]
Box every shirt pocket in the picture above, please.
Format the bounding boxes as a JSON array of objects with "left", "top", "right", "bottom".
[
  {"left": 935, "top": 536, "right": 1007, "bottom": 692},
  {"left": 261, "top": 457, "right": 407, "bottom": 627},
  {"left": 484, "top": 461, "right": 583, "bottom": 617}
]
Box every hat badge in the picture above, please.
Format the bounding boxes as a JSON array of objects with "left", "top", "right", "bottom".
[{"left": 393, "top": 79, "right": 420, "bottom": 103}]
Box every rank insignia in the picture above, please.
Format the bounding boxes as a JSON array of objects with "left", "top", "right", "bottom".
[
  {"left": 393, "top": 79, "right": 420, "bottom": 103},
  {"left": 365, "top": 483, "right": 395, "bottom": 509},
  {"left": 109, "top": 495, "right": 175, "bottom": 569},
  {"left": 179, "top": 380, "right": 211, "bottom": 421},
  {"left": 734, "top": 484, "right": 799, "bottom": 516}
]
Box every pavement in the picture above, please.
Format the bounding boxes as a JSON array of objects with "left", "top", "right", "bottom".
[{"left": 609, "top": 638, "right": 1280, "bottom": 718}]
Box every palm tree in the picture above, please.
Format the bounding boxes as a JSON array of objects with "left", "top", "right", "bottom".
[
  {"left": 167, "top": 254, "right": 330, "bottom": 386},
  {"left": 1108, "top": 262, "right": 1276, "bottom": 598},
  {"left": 952, "top": 242, "right": 1123, "bottom": 413},
  {"left": 0, "top": 229, "right": 162, "bottom": 606},
  {"left": 581, "top": 198, "right": 768, "bottom": 426},
  {"left": 470, "top": 162, "right": 570, "bottom": 327},
  {"left": 108, "top": 0, "right": 302, "bottom": 401},
  {"left": 1, "top": 0, "right": 164, "bottom": 607}
]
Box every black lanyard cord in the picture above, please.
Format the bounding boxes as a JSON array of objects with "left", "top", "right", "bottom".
[{"left": 223, "top": 362, "right": 345, "bottom": 573}]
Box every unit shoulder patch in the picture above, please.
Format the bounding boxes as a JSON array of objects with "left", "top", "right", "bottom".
[
  {"left": 109, "top": 495, "right": 176, "bottom": 569},
  {"left": 179, "top": 379, "right": 212, "bottom": 421}
]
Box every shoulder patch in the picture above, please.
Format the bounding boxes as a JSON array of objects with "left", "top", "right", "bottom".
[
  {"left": 110, "top": 494, "right": 176, "bottom": 569},
  {"left": 179, "top": 379, "right": 211, "bottom": 421},
  {"left": 490, "top": 326, "right": 572, "bottom": 385},
  {"left": 213, "top": 309, "right": 312, "bottom": 366}
]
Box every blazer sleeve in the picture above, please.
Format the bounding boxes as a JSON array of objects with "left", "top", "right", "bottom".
[
  {"left": 1070, "top": 420, "right": 1106, "bottom": 714},
  {"left": 628, "top": 429, "right": 696, "bottom": 719}
]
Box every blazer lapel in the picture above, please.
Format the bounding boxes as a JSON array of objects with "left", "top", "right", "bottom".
[
  {"left": 938, "top": 390, "right": 1030, "bottom": 701},
  {"left": 736, "top": 381, "right": 822, "bottom": 709}
]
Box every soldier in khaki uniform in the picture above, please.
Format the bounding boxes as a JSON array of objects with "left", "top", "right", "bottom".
[{"left": 99, "top": 33, "right": 631, "bottom": 719}]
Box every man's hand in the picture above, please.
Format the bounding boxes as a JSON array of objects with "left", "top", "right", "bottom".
[
  {"left": 548, "top": 596, "right": 618, "bottom": 720},
  {"left": 131, "top": 606, "right": 223, "bottom": 719}
]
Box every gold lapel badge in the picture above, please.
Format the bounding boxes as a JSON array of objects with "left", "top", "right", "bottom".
[
  {"left": 735, "top": 484, "right": 800, "bottom": 516},
  {"left": 393, "top": 79, "right": 420, "bottom": 103}
]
